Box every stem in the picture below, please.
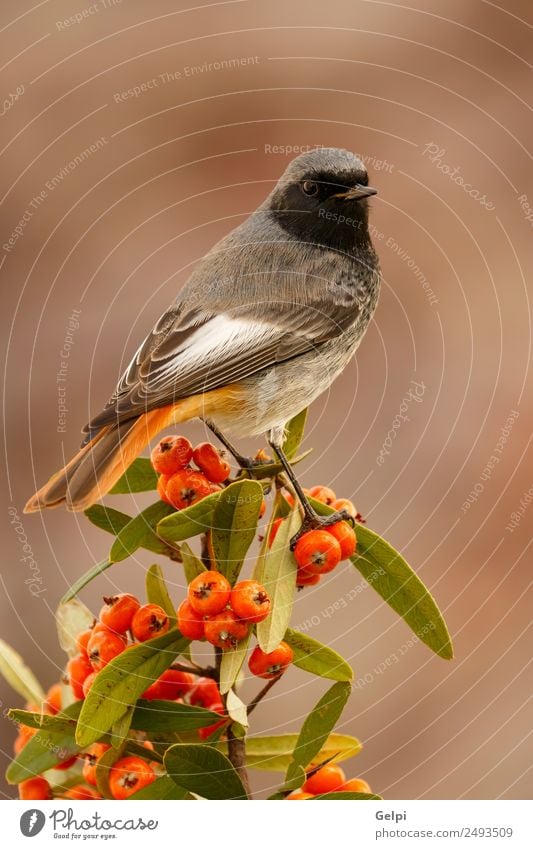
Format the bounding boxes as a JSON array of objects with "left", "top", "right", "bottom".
[
  {"left": 247, "top": 675, "right": 282, "bottom": 716},
  {"left": 200, "top": 533, "right": 211, "bottom": 569},
  {"left": 170, "top": 662, "right": 217, "bottom": 679},
  {"left": 227, "top": 726, "right": 251, "bottom": 799}
]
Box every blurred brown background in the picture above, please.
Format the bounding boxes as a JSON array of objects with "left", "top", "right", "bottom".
[{"left": 1, "top": 0, "right": 531, "bottom": 800}]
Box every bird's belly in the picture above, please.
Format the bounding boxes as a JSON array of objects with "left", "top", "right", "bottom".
[{"left": 209, "top": 331, "right": 360, "bottom": 438}]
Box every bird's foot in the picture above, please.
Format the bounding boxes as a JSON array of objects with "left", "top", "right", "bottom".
[{"left": 290, "top": 508, "right": 354, "bottom": 549}]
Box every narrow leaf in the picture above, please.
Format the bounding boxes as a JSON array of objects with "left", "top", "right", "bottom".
[
  {"left": 109, "top": 458, "right": 158, "bottom": 493},
  {"left": 216, "top": 732, "right": 361, "bottom": 772},
  {"left": 164, "top": 744, "right": 247, "bottom": 799},
  {"left": 60, "top": 559, "right": 113, "bottom": 604},
  {"left": 210, "top": 479, "right": 263, "bottom": 585},
  {"left": 256, "top": 507, "right": 300, "bottom": 653},
  {"left": 95, "top": 744, "right": 122, "bottom": 799},
  {"left": 56, "top": 599, "right": 94, "bottom": 658},
  {"left": 226, "top": 689, "right": 248, "bottom": 727},
  {"left": 219, "top": 633, "right": 251, "bottom": 695},
  {"left": 131, "top": 700, "right": 223, "bottom": 732},
  {"left": 181, "top": 542, "right": 207, "bottom": 583},
  {"left": 283, "top": 408, "right": 308, "bottom": 459},
  {"left": 9, "top": 708, "right": 78, "bottom": 735},
  {"left": 76, "top": 629, "right": 189, "bottom": 747},
  {"left": 146, "top": 564, "right": 176, "bottom": 626},
  {"left": 284, "top": 628, "right": 353, "bottom": 681},
  {"left": 156, "top": 491, "right": 221, "bottom": 543},
  {"left": 110, "top": 501, "right": 175, "bottom": 562},
  {"left": 130, "top": 776, "right": 191, "bottom": 799},
  {"left": 0, "top": 640, "right": 45, "bottom": 706},
  {"left": 110, "top": 706, "right": 134, "bottom": 749},
  {"left": 285, "top": 682, "right": 351, "bottom": 784},
  {"left": 6, "top": 703, "right": 83, "bottom": 783},
  {"left": 84, "top": 505, "right": 132, "bottom": 535},
  {"left": 310, "top": 498, "right": 453, "bottom": 659}
]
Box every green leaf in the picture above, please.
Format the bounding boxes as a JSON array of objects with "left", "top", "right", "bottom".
[
  {"left": 56, "top": 599, "right": 94, "bottom": 658},
  {"left": 110, "top": 501, "right": 175, "bottom": 562},
  {"left": 131, "top": 700, "right": 224, "bottom": 732},
  {"left": 216, "top": 733, "right": 361, "bottom": 772},
  {"left": 226, "top": 689, "right": 248, "bottom": 727},
  {"left": 95, "top": 744, "right": 122, "bottom": 799},
  {"left": 157, "top": 491, "right": 222, "bottom": 543},
  {"left": 0, "top": 640, "right": 45, "bottom": 706},
  {"left": 130, "top": 776, "right": 191, "bottom": 799},
  {"left": 180, "top": 542, "right": 207, "bottom": 583},
  {"left": 219, "top": 633, "right": 251, "bottom": 695},
  {"left": 109, "top": 458, "right": 158, "bottom": 494},
  {"left": 256, "top": 507, "right": 300, "bottom": 653},
  {"left": 210, "top": 479, "right": 263, "bottom": 585},
  {"left": 285, "top": 682, "right": 351, "bottom": 785},
  {"left": 6, "top": 703, "right": 83, "bottom": 783},
  {"left": 309, "top": 498, "right": 453, "bottom": 660},
  {"left": 146, "top": 564, "right": 176, "bottom": 626},
  {"left": 164, "top": 744, "right": 248, "bottom": 799},
  {"left": 60, "top": 559, "right": 113, "bottom": 604},
  {"left": 243, "top": 449, "right": 312, "bottom": 480},
  {"left": 110, "top": 706, "right": 134, "bottom": 750},
  {"left": 9, "top": 708, "right": 79, "bottom": 735},
  {"left": 84, "top": 504, "right": 132, "bottom": 535},
  {"left": 313, "top": 791, "right": 383, "bottom": 800},
  {"left": 284, "top": 628, "right": 353, "bottom": 681},
  {"left": 76, "top": 629, "right": 189, "bottom": 747},
  {"left": 282, "top": 764, "right": 306, "bottom": 792},
  {"left": 283, "top": 408, "right": 308, "bottom": 459}
]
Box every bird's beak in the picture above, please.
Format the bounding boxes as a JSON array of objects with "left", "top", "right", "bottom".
[{"left": 333, "top": 184, "right": 378, "bottom": 200}]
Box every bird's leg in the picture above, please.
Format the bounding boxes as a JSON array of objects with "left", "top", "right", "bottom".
[
  {"left": 201, "top": 418, "right": 273, "bottom": 472},
  {"left": 268, "top": 437, "right": 354, "bottom": 549}
]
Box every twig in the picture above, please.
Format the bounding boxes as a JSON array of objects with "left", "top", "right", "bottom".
[
  {"left": 247, "top": 674, "right": 282, "bottom": 716},
  {"left": 170, "top": 662, "right": 217, "bottom": 679},
  {"left": 227, "top": 725, "right": 252, "bottom": 798},
  {"left": 200, "top": 533, "right": 211, "bottom": 569}
]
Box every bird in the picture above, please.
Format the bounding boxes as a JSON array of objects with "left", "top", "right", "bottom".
[{"left": 25, "top": 146, "right": 381, "bottom": 537}]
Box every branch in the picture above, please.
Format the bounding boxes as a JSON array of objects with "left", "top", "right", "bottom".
[
  {"left": 227, "top": 725, "right": 251, "bottom": 799},
  {"left": 247, "top": 674, "right": 282, "bottom": 716}
]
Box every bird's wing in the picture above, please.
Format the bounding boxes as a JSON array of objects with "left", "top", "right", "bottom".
[{"left": 83, "top": 295, "right": 357, "bottom": 434}]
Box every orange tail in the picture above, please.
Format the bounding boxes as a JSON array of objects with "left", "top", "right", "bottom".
[{"left": 24, "top": 403, "right": 191, "bottom": 513}]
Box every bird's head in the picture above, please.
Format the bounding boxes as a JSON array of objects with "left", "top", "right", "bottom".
[{"left": 266, "top": 147, "right": 377, "bottom": 251}]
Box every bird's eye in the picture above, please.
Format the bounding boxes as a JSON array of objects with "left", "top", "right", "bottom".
[{"left": 301, "top": 180, "right": 319, "bottom": 196}]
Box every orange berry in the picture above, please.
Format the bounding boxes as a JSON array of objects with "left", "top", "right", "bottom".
[
  {"left": 293, "top": 530, "right": 342, "bottom": 574},
  {"left": 339, "top": 778, "right": 372, "bottom": 793},
  {"left": 99, "top": 593, "right": 141, "bottom": 634},
  {"left": 198, "top": 702, "right": 227, "bottom": 739},
  {"left": 177, "top": 599, "right": 205, "bottom": 641},
  {"left": 44, "top": 683, "right": 62, "bottom": 714},
  {"left": 188, "top": 677, "right": 221, "bottom": 708},
  {"left": 187, "top": 570, "right": 231, "bottom": 616},
  {"left": 131, "top": 603, "right": 169, "bottom": 642},
  {"left": 76, "top": 628, "right": 93, "bottom": 656},
  {"left": 268, "top": 517, "right": 284, "bottom": 547},
  {"left": 82, "top": 672, "right": 97, "bottom": 698},
  {"left": 309, "top": 485, "right": 337, "bottom": 505},
  {"left": 55, "top": 755, "right": 78, "bottom": 771},
  {"left": 66, "top": 785, "right": 101, "bottom": 800},
  {"left": 166, "top": 469, "right": 214, "bottom": 510},
  {"left": 142, "top": 669, "right": 194, "bottom": 700},
  {"left": 203, "top": 610, "right": 248, "bottom": 650},
  {"left": 192, "top": 442, "right": 231, "bottom": 484},
  {"left": 259, "top": 499, "right": 267, "bottom": 518},
  {"left": 326, "top": 522, "right": 357, "bottom": 559},
  {"left": 87, "top": 627, "right": 126, "bottom": 671},
  {"left": 82, "top": 743, "right": 109, "bottom": 786},
  {"left": 296, "top": 567, "right": 321, "bottom": 587},
  {"left": 286, "top": 791, "right": 314, "bottom": 799},
  {"left": 108, "top": 756, "right": 155, "bottom": 800},
  {"left": 150, "top": 435, "right": 193, "bottom": 475},
  {"left": 19, "top": 777, "right": 52, "bottom": 800},
  {"left": 248, "top": 641, "right": 293, "bottom": 679},
  {"left": 303, "top": 764, "right": 346, "bottom": 795},
  {"left": 157, "top": 473, "right": 172, "bottom": 504},
  {"left": 331, "top": 497, "right": 357, "bottom": 519},
  {"left": 67, "top": 653, "right": 94, "bottom": 700},
  {"left": 230, "top": 580, "right": 271, "bottom": 624}
]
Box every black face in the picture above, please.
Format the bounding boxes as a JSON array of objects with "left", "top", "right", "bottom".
[{"left": 268, "top": 163, "right": 377, "bottom": 253}]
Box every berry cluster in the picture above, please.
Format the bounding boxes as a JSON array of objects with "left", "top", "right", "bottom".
[
  {"left": 152, "top": 436, "right": 230, "bottom": 509},
  {"left": 287, "top": 763, "right": 373, "bottom": 799}
]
